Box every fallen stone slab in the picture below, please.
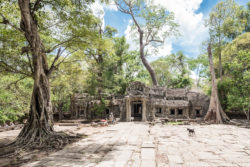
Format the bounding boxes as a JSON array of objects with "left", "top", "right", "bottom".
[
  {"left": 58, "top": 123, "right": 79, "bottom": 126},
  {"left": 141, "top": 143, "right": 155, "bottom": 148},
  {"left": 59, "top": 119, "right": 87, "bottom": 123}
]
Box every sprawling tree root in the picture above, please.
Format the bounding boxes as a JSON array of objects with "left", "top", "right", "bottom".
[
  {"left": 0, "top": 131, "right": 84, "bottom": 167},
  {"left": 0, "top": 130, "right": 82, "bottom": 156},
  {"left": 16, "top": 130, "right": 68, "bottom": 149},
  {"left": 0, "top": 130, "right": 84, "bottom": 167}
]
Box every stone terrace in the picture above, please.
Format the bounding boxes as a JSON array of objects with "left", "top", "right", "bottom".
[{"left": 22, "top": 122, "right": 250, "bottom": 167}]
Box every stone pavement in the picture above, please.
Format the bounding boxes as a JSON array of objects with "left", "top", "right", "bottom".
[{"left": 22, "top": 122, "right": 250, "bottom": 167}]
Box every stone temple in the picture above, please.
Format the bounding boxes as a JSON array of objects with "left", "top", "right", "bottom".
[{"left": 70, "top": 81, "right": 209, "bottom": 121}]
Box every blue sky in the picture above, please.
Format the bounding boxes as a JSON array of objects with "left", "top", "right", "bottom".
[{"left": 93, "top": 0, "right": 248, "bottom": 61}]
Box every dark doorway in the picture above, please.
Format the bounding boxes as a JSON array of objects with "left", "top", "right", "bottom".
[
  {"left": 178, "top": 109, "right": 183, "bottom": 115},
  {"left": 196, "top": 110, "right": 201, "bottom": 117},
  {"left": 170, "top": 109, "right": 175, "bottom": 115},
  {"left": 132, "top": 101, "right": 142, "bottom": 121},
  {"left": 106, "top": 109, "right": 110, "bottom": 115}
]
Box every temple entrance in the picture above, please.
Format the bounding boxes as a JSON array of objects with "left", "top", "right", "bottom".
[{"left": 132, "top": 101, "right": 142, "bottom": 121}]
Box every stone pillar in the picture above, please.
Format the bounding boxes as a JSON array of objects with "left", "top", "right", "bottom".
[
  {"left": 152, "top": 106, "right": 156, "bottom": 120},
  {"left": 126, "top": 97, "right": 131, "bottom": 122},
  {"left": 142, "top": 99, "right": 147, "bottom": 122}
]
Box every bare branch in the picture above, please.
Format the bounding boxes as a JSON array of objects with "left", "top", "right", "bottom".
[
  {"left": 149, "top": 39, "right": 164, "bottom": 43},
  {"left": 144, "top": 36, "right": 164, "bottom": 47}
]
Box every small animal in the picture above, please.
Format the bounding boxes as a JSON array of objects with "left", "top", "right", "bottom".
[{"left": 187, "top": 128, "right": 195, "bottom": 136}]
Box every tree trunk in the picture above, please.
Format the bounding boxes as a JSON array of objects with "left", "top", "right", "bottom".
[
  {"left": 96, "top": 54, "right": 103, "bottom": 94},
  {"left": 218, "top": 44, "right": 223, "bottom": 79},
  {"left": 58, "top": 104, "right": 64, "bottom": 121},
  {"left": 204, "top": 44, "right": 229, "bottom": 124},
  {"left": 15, "top": 0, "right": 63, "bottom": 147},
  {"left": 139, "top": 33, "right": 158, "bottom": 86},
  {"left": 244, "top": 107, "right": 250, "bottom": 120}
]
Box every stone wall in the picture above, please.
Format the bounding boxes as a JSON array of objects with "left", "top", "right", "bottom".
[{"left": 70, "top": 82, "right": 210, "bottom": 121}]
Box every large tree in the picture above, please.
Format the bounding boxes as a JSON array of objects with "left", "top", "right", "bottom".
[
  {"left": 204, "top": 44, "right": 229, "bottom": 123},
  {"left": 115, "top": 0, "right": 178, "bottom": 85},
  {"left": 85, "top": 25, "right": 116, "bottom": 95},
  {"left": 0, "top": 0, "right": 97, "bottom": 148},
  {"left": 206, "top": 0, "right": 247, "bottom": 79}
]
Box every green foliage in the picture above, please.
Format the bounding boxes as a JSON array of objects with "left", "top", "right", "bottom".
[
  {"left": 0, "top": 0, "right": 101, "bottom": 121},
  {"left": 50, "top": 55, "right": 89, "bottom": 113},
  {"left": 188, "top": 54, "right": 210, "bottom": 88},
  {"left": 205, "top": 0, "right": 248, "bottom": 79},
  {"left": 218, "top": 33, "right": 250, "bottom": 113},
  {"left": 207, "top": 0, "right": 247, "bottom": 41},
  {"left": 0, "top": 75, "right": 32, "bottom": 123},
  {"left": 151, "top": 51, "right": 192, "bottom": 88},
  {"left": 85, "top": 35, "right": 150, "bottom": 95},
  {"left": 93, "top": 98, "right": 109, "bottom": 117}
]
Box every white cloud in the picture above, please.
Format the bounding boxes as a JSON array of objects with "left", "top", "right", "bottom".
[
  {"left": 90, "top": 1, "right": 105, "bottom": 29},
  {"left": 146, "top": 42, "right": 173, "bottom": 57},
  {"left": 103, "top": 0, "right": 118, "bottom": 11},
  {"left": 152, "top": 0, "right": 208, "bottom": 55},
  {"left": 124, "top": 20, "right": 138, "bottom": 51},
  {"left": 124, "top": 0, "right": 208, "bottom": 59},
  {"left": 90, "top": 0, "right": 118, "bottom": 30}
]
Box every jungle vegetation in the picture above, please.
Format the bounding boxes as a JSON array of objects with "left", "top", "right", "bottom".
[{"left": 0, "top": 0, "right": 249, "bottom": 146}]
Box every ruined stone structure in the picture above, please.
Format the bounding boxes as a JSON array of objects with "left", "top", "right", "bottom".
[{"left": 70, "top": 81, "right": 209, "bottom": 121}]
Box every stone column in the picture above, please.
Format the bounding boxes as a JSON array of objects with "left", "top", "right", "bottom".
[
  {"left": 152, "top": 106, "right": 156, "bottom": 120},
  {"left": 126, "top": 97, "right": 131, "bottom": 122},
  {"left": 142, "top": 99, "right": 147, "bottom": 122}
]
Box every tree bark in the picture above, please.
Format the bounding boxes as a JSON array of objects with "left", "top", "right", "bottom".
[
  {"left": 139, "top": 32, "right": 158, "bottom": 86},
  {"left": 218, "top": 40, "right": 223, "bottom": 79},
  {"left": 15, "top": 0, "right": 61, "bottom": 147},
  {"left": 204, "top": 44, "right": 229, "bottom": 124}
]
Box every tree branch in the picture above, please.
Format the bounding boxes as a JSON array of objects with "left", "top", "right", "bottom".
[
  {"left": 47, "top": 49, "right": 78, "bottom": 77},
  {"left": 115, "top": 1, "right": 131, "bottom": 14},
  {"left": 6, "top": 76, "right": 27, "bottom": 90},
  {"left": 0, "top": 60, "right": 31, "bottom": 77},
  {"left": 47, "top": 47, "right": 62, "bottom": 76},
  {"left": 32, "top": 0, "right": 43, "bottom": 13},
  {"left": 144, "top": 37, "right": 164, "bottom": 47},
  {"left": 45, "top": 39, "right": 74, "bottom": 53},
  {"left": 0, "top": 14, "right": 24, "bottom": 32}
]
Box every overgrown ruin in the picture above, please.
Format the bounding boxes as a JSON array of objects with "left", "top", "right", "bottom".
[{"left": 70, "top": 81, "right": 209, "bottom": 121}]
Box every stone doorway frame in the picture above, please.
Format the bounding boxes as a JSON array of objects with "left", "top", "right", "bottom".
[
  {"left": 132, "top": 101, "right": 142, "bottom": 121},
  {"left": 125, "top": 96, "right": 147, "bottom": 122}
]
